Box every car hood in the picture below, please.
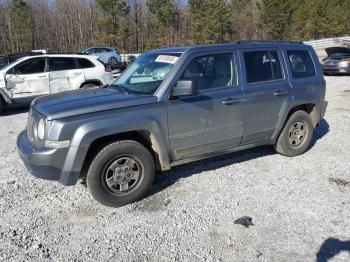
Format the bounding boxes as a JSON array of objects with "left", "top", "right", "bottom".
[
  {"left": 325, "top": 46, "right": 350, "bottom": 56},
  {"left": 32, "top": 87, "right": 158, "bottom": 120}
]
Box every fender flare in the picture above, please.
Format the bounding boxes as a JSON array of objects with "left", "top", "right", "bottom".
[
  {"left": 67, "top": 115, "right": 171, "bottom": 173},
  {"left": 272, "top": 100, "right": 318, "bottom": 141}
]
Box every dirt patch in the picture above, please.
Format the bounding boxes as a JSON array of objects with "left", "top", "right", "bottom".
[
  {"left": 335, "top": 108, "right": 350, "bottom": 112},
  {"left": 343, "top": 90, "right": 350, "bottom": 96},
  {"left": 129, "top": 193, "right": 171, "bottom": 212},
  {"left": 329, "top": 177, "right": 350, "bottom": 188},
  {"left": 51, "top": 210, "right": 96, "bottom": 227}
]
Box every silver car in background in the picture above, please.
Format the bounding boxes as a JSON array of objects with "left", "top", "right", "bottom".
[
  {"left": 322, "top": 46, "right": 350, "bottom": 75},
  {"left": 82, "top": 46, "right": 121, "bottom": 66}
]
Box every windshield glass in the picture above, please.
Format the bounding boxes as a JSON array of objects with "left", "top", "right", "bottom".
[
  {"left": 0, "top": 57, "right": 25, "bottom": 71},
  {"left": 329, "top": 49, "right": 350, "bottom": 58},
  {"left": 112, "top": 52, "right": 181, "bottom": 95}
]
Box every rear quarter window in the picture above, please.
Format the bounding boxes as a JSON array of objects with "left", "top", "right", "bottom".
[
  {"left": 287, "top": 50, "right": 316, "bottom": 78},
  {"left": 77, "top": 58, "right": 95, "bottom": 69}
]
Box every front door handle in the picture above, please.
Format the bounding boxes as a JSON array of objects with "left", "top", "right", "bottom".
[
  {"left": 222, "top": 98, "right": 241, "bottom": 105},
  {"left": 14, "top": 77, "right": 25, "bottom": 83},
  {"left": 274, "top": 90, "right": 289, "bottom": 97}
]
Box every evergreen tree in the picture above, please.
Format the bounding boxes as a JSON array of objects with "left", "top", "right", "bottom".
[
  {"left": 146, "top": 0, "right": 178, "bottom": 48},
  {"left": 259, "top": 0, "right": 298, "bottom": 39},
  {"left": 11, "top": 0, "right": 33, "bottom": 52},
  {"left": 189, "top": 0, "right": 231, "bottom": 44},
  {"left": 95, "top": 0, "right": 130, "bottom": 49},
  {"left": 291, "top": 0, "right": 348, "bottom": 40}
]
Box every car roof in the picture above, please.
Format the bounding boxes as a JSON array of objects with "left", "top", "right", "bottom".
[
  {"left": 86, "top": 46, "right": 115, "bottom": 50},
  {"left": 0, "top": 54, "right": 98, "bottom": 69},
  {"left": 150, "top": 41, "right": 308, "bottom": 54},
  {"left": 18, "top": 54, "right": 98, "bottom": 59}
]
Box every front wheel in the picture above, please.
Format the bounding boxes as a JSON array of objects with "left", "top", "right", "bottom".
[
  {"left": 274, "top": 110, "right": 314, "bottom": 157},
  {"left": 87, "top": 140, "right": 155, "bottom": 207}
]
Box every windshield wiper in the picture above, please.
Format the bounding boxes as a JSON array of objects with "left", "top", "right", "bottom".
[{"left": 118, "top": 86, "right": 130, "bottom": 94}]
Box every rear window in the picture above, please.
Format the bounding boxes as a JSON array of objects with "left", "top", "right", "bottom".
[
  {"left": 244, "top": 50, "right": 283, "bottom": 84},
  {"left": 77, "top": 58, "right": 95, "bottom": 69},
  {"left": 49, "top": 57, "right": 76, "bottom": 71},
  {"left": 287, "top": 50, "right": 316, "bottom": 78}
]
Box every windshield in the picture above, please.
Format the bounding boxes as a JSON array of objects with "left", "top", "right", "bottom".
[
  {"left": 0, "top": 57, "right": 25, "bottom": 71},
  {"left": 329, "top": 50, "right": 350, "bottom": 58},
  {"left": 112, "top": 52, "right": 181, "bottom": 95}
]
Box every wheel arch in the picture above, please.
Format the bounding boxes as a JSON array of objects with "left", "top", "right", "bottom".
[
  {"left": 79, "top": 79, "right": 103, "bottom": 89},
  {"left": 79, "top": 130, "right": 170, "bottom": 180},
  {"left": 273, "top": 102, "right": 319, "bottom": 142},
  {"left": 286, "top": 103, "right": 319, "bottom": 127}
]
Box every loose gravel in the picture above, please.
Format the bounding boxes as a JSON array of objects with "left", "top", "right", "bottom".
[{"left": 0, "top": 76, "right": 349, "bottom": 261}]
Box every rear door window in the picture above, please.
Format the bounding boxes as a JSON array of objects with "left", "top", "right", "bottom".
[
  {"left": 287, "top": 50, "right": 316, "bottom": 78},
  {"left": 98, "top": 48, "right": 108, "bottom": 53},
  {"left": 244, "top": 50, "right": 284, "bottom": 84},
  {"left": 49, "top": 57, "right": 76, "bottom": 71}
]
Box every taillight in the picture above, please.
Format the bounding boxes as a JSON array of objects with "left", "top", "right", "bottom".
[{"left": 105, "top": 65, "right": 111, "bottom": 72}]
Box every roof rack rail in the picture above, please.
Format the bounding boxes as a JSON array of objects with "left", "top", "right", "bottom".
[
  {"left": 45, "top": 52, "right": 85, "bottom": 55},
  {"left": 234, "top": 40, "right": 303, "bottom": 44}
]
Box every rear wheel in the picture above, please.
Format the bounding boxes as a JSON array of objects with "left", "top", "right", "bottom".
[
  {"left": 87, "top": 140, "right": 155, "bottom": 207},
  {"left": 274, "top": 110, "right": 314, "bottom": 157}
]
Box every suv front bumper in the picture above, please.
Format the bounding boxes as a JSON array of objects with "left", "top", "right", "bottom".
[{"left": 17, "top": 130, "right": 87, "bottom": 186}]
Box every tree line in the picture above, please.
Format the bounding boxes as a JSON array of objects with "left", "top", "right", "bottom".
[{"left": 0, "top": 0, "right": 349, "bottom": 55}]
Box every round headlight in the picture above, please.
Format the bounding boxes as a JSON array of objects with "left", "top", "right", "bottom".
[{"left": 37, "top": 119, "right": 45, "bottom": 140}]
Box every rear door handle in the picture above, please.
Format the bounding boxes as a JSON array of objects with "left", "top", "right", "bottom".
[
  {"left": 222, "top": 98, "right": 241, "bottom": 105},
  {"left": 274, "top": 90, "right": 289, "bottom": 97},
  {"left": 37, "top": 75, "right": 47, "bottom": 78}
]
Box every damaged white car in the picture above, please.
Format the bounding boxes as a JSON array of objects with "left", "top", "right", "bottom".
[{"left": 0, "top": 54, "right": 113, "bottom": 112}]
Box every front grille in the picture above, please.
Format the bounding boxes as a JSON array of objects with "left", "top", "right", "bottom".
[
  {"left": 323, "top": 68, "right": 340, "bottom": 72},
  {"left": 323, "top": 64, "right": 339, "bottom": 68}
]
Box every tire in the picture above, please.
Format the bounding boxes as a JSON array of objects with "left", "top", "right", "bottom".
[
  {"left": 87, "top": 140, "right": 155, "bottom": 207},
  {"left": 81, "top": 83, "right": 99, "bottom": 89},
  {"left": 0, "top": 98, "right": 5, "bottom": 114},
  {"left": 108, "top": 56, "right": 118, "bottom": 66},
  {"left": 274, "top": 110, "right": 314, "bottom": 157}
]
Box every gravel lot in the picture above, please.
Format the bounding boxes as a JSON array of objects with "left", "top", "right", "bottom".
[{"left": 0, "top": 76, "right": 349, "bottom": 262}]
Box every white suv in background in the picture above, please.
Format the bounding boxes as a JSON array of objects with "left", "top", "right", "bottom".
[{"left": 0, "top": 54, "right": 113, "bottom": 112}]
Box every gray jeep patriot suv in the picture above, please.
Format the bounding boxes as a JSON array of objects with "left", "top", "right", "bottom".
[{"left": 17, "top": 41, "right": 328, "bottom": 207}]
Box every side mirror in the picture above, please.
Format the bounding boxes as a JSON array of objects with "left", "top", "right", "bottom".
[{"left": 172, "top": 80, "right": 197, "bottom": 97}]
